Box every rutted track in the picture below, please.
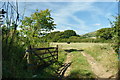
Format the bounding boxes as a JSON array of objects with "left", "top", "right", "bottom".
[
  {"left": 63, "top": 53, "right": 72, "bottom": 77},
  {"left": 81, "top": 52, "right": 114, "bottom": 78}
]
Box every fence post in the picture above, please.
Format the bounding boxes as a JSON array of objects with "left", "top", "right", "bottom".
[
  {"left": 118, "top": 47, "right": 120, "bottom": 80},
  {"left": 27, "top": 45, "right": 35, "bottom": 70},
  {"left": 56, "top": 45, "right": 58, "bottom": 60}
]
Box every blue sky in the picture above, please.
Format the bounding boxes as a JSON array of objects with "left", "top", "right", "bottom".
[{"left": 0, "top": 1, "right": 118, "bottom": 35}]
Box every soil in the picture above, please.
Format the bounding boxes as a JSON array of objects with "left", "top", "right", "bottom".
[
  {"left": 63, "top": 53, "right": 72, "bottom": 77},
  {"left": 81, "top": 52, "right": 115, "bottom": 78},
  {"left": 62, "top": 51, "right": 116, "bottom": 79}
]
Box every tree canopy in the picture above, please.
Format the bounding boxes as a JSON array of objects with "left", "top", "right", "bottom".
[
  {"left": 110, "top": 15, "right": 120, "bottom": 54},
  {"left": 62, "top": 30, "right": 77, "bottom": 38},
  {"left": 19, "top": 9, "right": 56, "bottom": 47},
  {"left": 96, "top": 28, "right": 113, "bottom": 40},
  {"left": 42, "top": 30, "right": 78, "bottom": 42}
]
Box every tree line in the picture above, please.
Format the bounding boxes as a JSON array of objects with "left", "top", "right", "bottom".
[{"left": 40, "top": 27, "right": 115, "bottom": 43}]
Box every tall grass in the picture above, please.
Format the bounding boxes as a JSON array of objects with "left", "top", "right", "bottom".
[{"left": 2, "top": 40, "right": 50, "bottom": 78}]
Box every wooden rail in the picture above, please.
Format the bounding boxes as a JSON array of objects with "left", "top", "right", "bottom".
[
  {"left": 24, "top": 45, "right": 72, "bottom": 78},
  {"left": 25, "top": 45, "right": 59, "bottom": 70}
]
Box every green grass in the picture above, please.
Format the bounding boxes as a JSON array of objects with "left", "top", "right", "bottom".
[
  {"left": 22, "top": 42, "right": 118, "bottom": 78},
  {"left": 58, "top": 49, "right": 67, "bottom": 63},
  {"left": 34, "top": 46, "right": 67, "bottom": 78},
  {"left": 51, "top": 43, "right": 97, "bottom": 78},
  {"left": 67, "top": 51, "right": 96, "bottom": 78},
  {"left": 50, "top": 42, "right": 118, "bottom": 77},
  {"left": 50, "top": 42, "right": 108, "bottom": 50}
]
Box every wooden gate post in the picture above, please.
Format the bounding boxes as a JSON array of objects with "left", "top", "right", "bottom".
[
  {"left": 56, "top": 45, "right": 58, "bottom": 60},
  {"left": 26, "top": 45, "right": 35, "bottom": 70},
  {"left": 117, "top": 47, "right": 120, "bottom": 80}
]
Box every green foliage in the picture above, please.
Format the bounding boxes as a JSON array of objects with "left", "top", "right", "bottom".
[
  {"left": 42, "top": 30, "right": 77, "bottom": 42},
  {"left": 42, "top": 29, "right": 114, "bottom": 43},
  {"left": 62, "top": 30, "right": 77, "bottom": 38},
  {"left": 82, "top": 31, "right": 96, "bottom": 37},
  {"left": 2, "top": 9, "right": 56, "bottom": 78},
  {"left": 96, "top": 28, "right": 113, "bottom": 40},
  {"left": 110, "top": 15, "right": 120, "bottom": 54},
  {"left": 19, "top": 9, "right": 56, "bottom": 47},
  {"left": 95, "top": 15, "right": 120, "bottom": 54}
]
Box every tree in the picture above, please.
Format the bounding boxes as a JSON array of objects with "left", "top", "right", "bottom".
[
  {"left": 19, "top": 9, "right": 56, "bottom": 47},
  {"left": 109, "top": 15, "right": 120, "bottom": 53},
  {"left": 62, "top": 30, "right": 77, "bottom": 38},
  {"left": 109, "top": 15, "right": 120, "bottom": 80},
  {"left": 51, "top": 32, "right": 63, "bottom": 42},
  {"left": 96, "top": 28, "right": 113, "bottom": 40}
]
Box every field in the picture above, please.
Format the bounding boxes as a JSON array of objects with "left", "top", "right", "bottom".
[{"left": 50, "top": 43, "right": 118, "bottom": 78}]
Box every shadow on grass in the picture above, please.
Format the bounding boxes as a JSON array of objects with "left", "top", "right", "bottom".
[
  {"left": 28, "top": 61, "right": 72, "bottom": 79},
  {"left": 57, "top": 62, "right": 72, "bottom": 79},
  {"left": 63, "top": 70, "right": 96, "bottom": 80},
  {"left": 64, "top": 71, "right": 82, "bottom": 80},
  {"left": 64, "top": 49, "right": 84, "bottom": 53}
]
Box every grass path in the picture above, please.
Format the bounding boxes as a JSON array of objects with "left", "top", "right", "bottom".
[
  {"left": 62, "top": 51, "right": 116, "bottom": 78},
  {"left": 61, "top": 51, "right": 95, "bottom": 78},
  {"left": 50, "top": 43, "right": 118, "bottom": 78},
  {"left": 63, "top": 53, "right": 72, "bottom": 77},
  {"left": 81, "top": 52, "right": 114, "bottom": 78}
]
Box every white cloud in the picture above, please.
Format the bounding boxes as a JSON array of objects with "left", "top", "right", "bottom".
[
  {"left": 51, "top": 2, "right": 106, "bottom": 34},
  {"left": 52, "top": 2, "right": 114, "bottom": 34},
  {"left": 52, "top": 2, "right": 93, "bottom": 28},
  {"left": 94, "top": 23, "right": 101, "bottom": 26},
  {"left": 16, "top": 2, "right": 118, "bottom": 35}
]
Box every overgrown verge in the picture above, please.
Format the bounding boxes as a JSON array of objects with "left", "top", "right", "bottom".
[{"left": 2, "top": 7, "right": 56, "bottom": 78}]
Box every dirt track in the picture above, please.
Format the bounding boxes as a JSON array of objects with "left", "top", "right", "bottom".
[
  {"left": 81, "top": 52, "right": 115, "bottom": 78},
  {"left": 63, "top": 53, "right": 72, "bottom": 77},
  {"left": 63, "top": 51, "right": 116, "bottom": 78},
  {"left": 52, "top": 43, "right": 117, "bottom": 79}
]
